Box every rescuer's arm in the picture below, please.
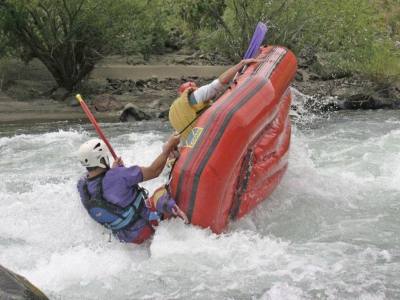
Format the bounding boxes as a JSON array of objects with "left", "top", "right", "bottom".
[
  {"left": 218, "top": 58, "right": 261, "bottom": 84},
  {"left": 190, "top": 58, "right": 262, "bottom": 104},
  {"left": 140, "top": 133, "right": 180, "bottom": 181}
]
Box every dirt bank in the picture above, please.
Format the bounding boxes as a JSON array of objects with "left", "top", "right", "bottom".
[
  {"left": 0, "top": 57, "right": 228, "bottom": 124},
  {"left": 1, "top": 53, "right": 399, "bottom": 125}
]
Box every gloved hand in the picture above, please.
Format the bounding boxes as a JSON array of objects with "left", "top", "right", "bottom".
[
  {"left": 172, "top": 204, "right": 189, "bottom": 224},
  {"left": 162, "top": 133, "right": 181, "bottom": 155},
  {"left": 112, "top": 157, "right": 124, "bottom": 168}
]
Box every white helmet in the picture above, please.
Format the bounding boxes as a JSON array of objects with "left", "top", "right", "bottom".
[{"left": 79, "top": 138, "right": 110, "bottom": 168}]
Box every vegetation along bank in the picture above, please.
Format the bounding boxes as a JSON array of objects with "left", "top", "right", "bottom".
[{"left": 0, "top": 0, "right": 399, "bottom": 122}]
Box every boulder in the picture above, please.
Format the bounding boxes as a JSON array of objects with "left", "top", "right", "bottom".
[
  {"left": 51, "top": 87, "right": 69, "bottom": 101},
  {"left": 0, "top": 264, "right": 49, "bottom": 300},
  {"left": 66, "top": 95, "right": 80, "bottom": 107},
  {"left": 93, "top": 94, "right": 124, "bottom": 112},
  {"left": 120, "top": 103, "right": 152, "bottom": 122},
  {"left": 147, "top": 99, "right": 163, "bottom": 109},
  {"left": 332, "top": 80, "right": 400, "bottom": 109},
  {"left": 331, "top": 85, "right": 371, "bottom": 101},
  {"left": 302, "top": 95, "right": 341, "bottom": 112},
  {"left": 158, "top": 108, "right": 169, "bottom": 119}
]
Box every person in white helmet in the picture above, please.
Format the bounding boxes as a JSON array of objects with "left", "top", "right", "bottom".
[{"left": 77, "top": 134, "right": 188, "bottom": 244}]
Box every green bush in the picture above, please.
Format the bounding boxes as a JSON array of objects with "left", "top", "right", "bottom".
[
  {"left": 0, "top": 0, "right": 174, "bottom": 91},
  {"left": 355, "top": 41, "right": 400, "bottom": 83},
  {"left": 0, "top": 0, "right": 398, "bottom": 89},
  {"left": 113, "top": 0, "right": 171, "bottom": 58},
  {"left": 163, "top": 0, "right": 226, "bottom": 50},
  {"left": 194, "top": 0, "right": 400, "bottom": 82}
]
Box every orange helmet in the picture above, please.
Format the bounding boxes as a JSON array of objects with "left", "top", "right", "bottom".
[{"left": 178, "top": 81, "right": 197, "bottom": 95}]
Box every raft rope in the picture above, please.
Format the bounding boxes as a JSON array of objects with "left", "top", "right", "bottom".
[
  {"left": 166, "top": 106, "right": 210, "bottom": 190},
  {"left": 177, "top": 106, "right": 209, "bottom": 136},
  {"left": 168, "top": 23, "right": 267, "bottom": 190}
]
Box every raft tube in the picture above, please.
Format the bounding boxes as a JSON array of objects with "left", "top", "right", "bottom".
[{"left": 170, "top": 46, "right": 297, "bottom": 233}]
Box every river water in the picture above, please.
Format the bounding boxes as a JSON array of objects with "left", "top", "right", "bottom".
[{"left": 0, "top": 94, "right": 399, "bottom": 299}]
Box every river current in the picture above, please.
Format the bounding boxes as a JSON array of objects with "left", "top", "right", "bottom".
[{"left": 0, "top": 93, "right": 399, "bottom": 299}]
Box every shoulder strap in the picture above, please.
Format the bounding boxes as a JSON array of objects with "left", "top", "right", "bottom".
[
  {"left": 82, "top": 175, "right": 123, "bottom": 216},
  {"left": 83, "top": 175, "right": 147, "bottom": 216}
]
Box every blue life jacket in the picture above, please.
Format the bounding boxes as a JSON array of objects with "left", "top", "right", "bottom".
[{"left": 81, "top": 175, "right": 147, "bottom": 232}]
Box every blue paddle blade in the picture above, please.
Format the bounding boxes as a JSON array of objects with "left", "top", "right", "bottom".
[{"left": 243, "top": 22, "right": 268, "bottom": 59}]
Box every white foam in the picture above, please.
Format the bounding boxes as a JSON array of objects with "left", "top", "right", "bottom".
[{"left": 0, "top": 114, "right": 399, "bottom": 299}]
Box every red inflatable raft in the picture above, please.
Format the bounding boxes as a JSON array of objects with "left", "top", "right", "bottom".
[{"left": 170, "top": 46, "right": 297, "bottom": 233}]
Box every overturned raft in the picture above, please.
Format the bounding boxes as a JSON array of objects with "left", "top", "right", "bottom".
[{"left": 170, "top": 46, "right": 297, "bottom": 233}]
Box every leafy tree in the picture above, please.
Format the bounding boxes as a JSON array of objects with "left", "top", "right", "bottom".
[
  {"left": 0, "top": 0, "right": 146, "bottom": 91},
  {"left": 117, "top": 1, "right": 171, "bottom": 59},
  {"left": 171, "top": 0, "right": 226, "bottom": 31},
  {"left": 195, "top": 0, "right": 399, "bottom": 81},
  {"left": 165, "top": 0, "right": 227, "bottom": 48},
  {"left": 0, "top": 33, "right": 9, "bottom": 58}
]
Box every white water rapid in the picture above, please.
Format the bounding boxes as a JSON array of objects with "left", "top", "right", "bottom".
[{"left": 1, "top": 100, "right": 399, "bottom": 299}]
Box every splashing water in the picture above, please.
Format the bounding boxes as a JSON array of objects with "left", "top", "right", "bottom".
[{"left": 0, "top": 103, "right": 400, "bottom": 299}]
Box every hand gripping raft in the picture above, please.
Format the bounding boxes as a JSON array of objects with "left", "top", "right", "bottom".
[{"left": 169, "top": 46, "right": 298, "bottom": 233}]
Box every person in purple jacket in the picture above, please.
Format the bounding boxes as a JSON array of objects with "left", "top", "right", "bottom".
[{"left": 77, "top": 134, "right": 188, "bottom": 244}]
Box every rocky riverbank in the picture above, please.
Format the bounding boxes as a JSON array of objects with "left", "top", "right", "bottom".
[{"left": 0, "top": 50, "right": 399, "bottom": 124}]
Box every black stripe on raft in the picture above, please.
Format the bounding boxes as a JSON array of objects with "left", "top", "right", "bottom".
[
  {"left": 175, "top": 47, "right": 280, "bottom": 209},
  {"left": 229, "top": 104, "right": 280, "bottom": 220},
  {"left": 187, "top": 81, "right": 266, "bottom": 220},
  {"left": 175, "top": 77, "right": 253, "bottom": 206},
  {"left": 230, "top": 88, "right": 290, "bottom": 219},
  {"left": 229, "top": 148, "right": 254, "bottom": 219},
  {"left": 187, "top": 48, "right": 287, "bottom": 222}
]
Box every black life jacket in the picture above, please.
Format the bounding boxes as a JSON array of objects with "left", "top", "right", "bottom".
[{"left": 81, "top": 174, "right": 148, "bottom": 232}]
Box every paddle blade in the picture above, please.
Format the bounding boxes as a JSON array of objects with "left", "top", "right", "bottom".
[{"left": 243, "top": 22, "right": 268, "bottom": 59}]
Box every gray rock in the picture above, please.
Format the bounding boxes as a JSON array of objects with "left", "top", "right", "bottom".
[
  {"left": 158, "top": 108, "right": 169, "bottom": 119},
  {"left": 147, "top": 99, "right": 162, "bottom": 109},
  {"left": 93, "top": 94, "right": 124, "bottom": 112},
  {"left": 0, "top": 264, "right": 49, "bottom": 300},
  {"left": 51, "top": 87, "right": 69, "bottom": 101},
  {"left": 331, "top": 86, "right": 371, "bottom": 101},
  {"left": 135, "top": 79, "right": 146, "bottom": 88},
  {"left": 66, "top": 95, "right": 80, "bottom": 107},
  {"left": 120, "top": 103, "right": 152, "bottom": 122}
]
